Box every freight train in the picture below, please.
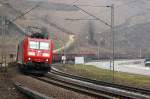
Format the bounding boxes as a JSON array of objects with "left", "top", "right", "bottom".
[{"left": 16, "top": 33, "right": 53, "bottom": 74}]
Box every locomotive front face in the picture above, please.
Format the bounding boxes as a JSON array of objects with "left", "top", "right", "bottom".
[
  {"left": 27, "top": 39, "right": 51, "bottom": 63},
  {"left": 17, "top": 37, "right": 53, "bottom": 74}
]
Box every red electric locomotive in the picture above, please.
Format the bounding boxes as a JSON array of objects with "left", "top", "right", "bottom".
[{"left": 17, "top": 33, "right": 53, "bottom": 74}]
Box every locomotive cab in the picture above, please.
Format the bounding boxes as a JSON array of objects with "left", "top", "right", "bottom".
[{"left": 17, "top": 33, "right": 53, "bottom": 74}]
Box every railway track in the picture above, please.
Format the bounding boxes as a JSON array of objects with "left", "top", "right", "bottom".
[
  {"left": 49, "top": 67, "right": 150, "bottom": 99},
  {"left": 30, "top": 70, "right": 149, "bottom": 99},
  {"left": 34, "top": 76, "right": 114, "bottom": 99}
]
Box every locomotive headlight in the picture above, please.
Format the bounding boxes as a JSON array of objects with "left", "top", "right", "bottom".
[
  {"left": 46, "top": 59, "right": 48, "bottom": 61},
  {"left": 28, "top": 57, "right": 31, "bottom": 60},
  {"left": 43, "top": 53, "right": 49, "bottom": 57},
  {"left": 28, "top": 52, "right": 35, "bottom": 56}
]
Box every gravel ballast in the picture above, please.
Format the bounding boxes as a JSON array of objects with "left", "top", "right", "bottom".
[
  {"left": 1, "top": 63, "right": 98, "bottom": 99},
  {"left": 0, "top": 68, "right": 27, "bottom": 99},
  {"left": 13, "top": 75, "right": 97, "bottom": 99}
]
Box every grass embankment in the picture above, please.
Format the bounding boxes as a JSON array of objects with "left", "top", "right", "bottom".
[{"left": 55, "top": 64, "right": 150, "bottom": 89}]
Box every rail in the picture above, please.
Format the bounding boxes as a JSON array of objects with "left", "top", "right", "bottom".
[
  {"left": 34, "top": 76, "right": 114, "bottom": 99},
  {"left": 14, "top": 82, "right": 54, "bottom": 99},
  {"left": 30, "top": 72, "right": 149, "bottom": 99},
  {"left": 50, "top": 67, "right": 150, "bottom": 98}
]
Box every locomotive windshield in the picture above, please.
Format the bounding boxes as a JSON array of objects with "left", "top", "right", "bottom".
[
  {"left": 29, "top": 41, "right": 39, "bottom": 49},
  {"left": 29, "top": 41, "right": 49, "bottom": 50},
  {"left": 40, "top": 42, "right": 49, "bottom": 50}
]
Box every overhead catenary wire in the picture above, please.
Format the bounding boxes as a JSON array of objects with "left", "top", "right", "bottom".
[
  {"left": 71, "top": 5, "right": 111, "bottom": 27},
  {"left": 74, "top": 4, "right": 110, "bottom": 8},
  {"left": 0, "top": 1, "right": 42, "bottom": 65},
  {"left": 71, "top": 0, "right": 80, "bottom": 5},
  {"left": 11, "top": 1, "right": 42, "bottom": 22},
  {"left": 66, "top": 4, "right": 115, "bottom": 81},
  {"left": 74, "top": 0, "right": 138, "bottom": 8},
  {"left": 65, "top": 18, "right": 100, "bottom": 20},
  {"left": 0, "top": 1, "right": 23, "bottom": 15}
]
